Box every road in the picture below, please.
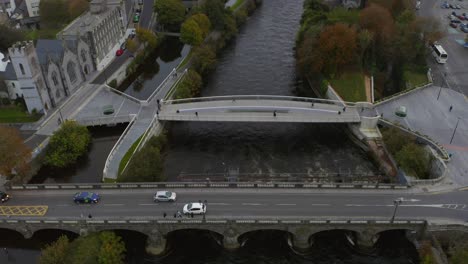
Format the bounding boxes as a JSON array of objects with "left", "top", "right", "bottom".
[
  {"left": 419, "top": 0, "right": 468, "bottom": 95},
  {"left": 2, "top": 188, "right": 468, "bottom": 222},
  {"left": 92, "top": 0, "right": 154, "bottom": 85}
]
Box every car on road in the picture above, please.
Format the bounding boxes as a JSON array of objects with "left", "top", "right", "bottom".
[
  {"left": 395, "top": 106, "right": 407, "bottom": 118},
  {"left": 133, "top": 14, "right": 140, "bottom": 23},
  {"left": 153, "top": 191, "right": 177, "bottom": 202},
  {"left": 138, "top": 0, "right": 143, "bottom": 5},
  {"left": 183, "top": 202, "right": 206, "bottom": 215},
  {"left": 116, "top": 49, "right": 124, "bottom": 56},
  {"left": 73, "top": 192, "right": 100, "bottom": 204},
  {"left": 0, "top": 192, "right": 11, "bottom": 203}
]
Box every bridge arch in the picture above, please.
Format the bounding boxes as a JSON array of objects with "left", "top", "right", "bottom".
[
  {"left": 0, "top": 227, "right": 27, "bottom": 240},
  {"left": 32, "top": 229, "right": 79, "bottom": 240}
]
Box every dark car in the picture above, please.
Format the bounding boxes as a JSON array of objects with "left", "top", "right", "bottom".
[
  {"left": 73, "top": 192, "right": 100, "bottom": 204},
  {"left": 461, "top": 24, "right": 468, "bottom": 32},
  {"left": 451, "top": 19, "right": 462, "bottom": 24},
  {"left": 0, "top": 192, "right": 10, "bottom": 203},
  {"left": 450, "top": 22, "right": 459, "bottom": 28},
  {"left": 457, "top": 15, "right": 465, "bottom": 20}
]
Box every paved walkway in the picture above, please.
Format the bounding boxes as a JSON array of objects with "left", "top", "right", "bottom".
[
  {"left": 375, "top": 85, "right": 468, "bottom": 186},
  {"left": 158, "top": 99, "right": 361, "bottom": 123}
]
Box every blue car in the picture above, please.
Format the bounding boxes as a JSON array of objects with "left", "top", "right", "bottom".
[{"left": 73, "top": 192, "right": 100, "bottom": 204}]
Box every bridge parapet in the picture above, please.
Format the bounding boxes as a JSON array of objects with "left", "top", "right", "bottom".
[{"left": 5, "top": 181, "right": 410, "bottom": 191}]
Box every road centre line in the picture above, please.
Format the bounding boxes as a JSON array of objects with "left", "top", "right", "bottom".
[{"left": 242, "top": 203, "right": 262, "bottom": 206}]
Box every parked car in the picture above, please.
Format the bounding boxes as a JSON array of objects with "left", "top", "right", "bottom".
[
  {"left": 451, "top": 19, "right": 462, "bottom": 24},
  {"left": 183, "top": 202, "right": 206, "bottom": 215},
  {"left": 116, "top": 49, "right": 124, "bottom": 56},
  {"left": 441, "top": 3, "right": 449, "bottom": 8},
  {"left": 129, "top": 30, "right": 136, "bottom": 39},
  {"left": 153, "top": 191, "right": 177, "bottom": 202},
  {"left": 449, "top": 3, "right": 455, "bottom": 8},
  {"left": 73, "top": 192, "right": 100, "bottom": 204},
  {"left": 133, "top": 14, "right": 140, "bottom": 23},
  {"left": 455, "top": 4, "right": 462, "bottom": 9},
  {"left": 457, "top": 15, "right": 465, "bottom": 20},
  {"left": 450, "top": 22, "right": 459, "bottom": 28},
  {"left": 448, "top": 14, "right": 457, "bottom": 20},
  {"left": 460, "top": 23, "right": 468, "bottom": 32},
  {"left": 138, "top": 0, "right": 143, "bottom": 5},
  {"left": 0, "top": 192, "right": 11, "bottom": 203}
]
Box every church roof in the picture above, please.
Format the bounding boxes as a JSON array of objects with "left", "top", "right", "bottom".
[
  {"left": 35, "top": 39, "right": 64, "bottom": 65},
  {"left": 0, "top": 63, "right": 18, "bottom": 81}
]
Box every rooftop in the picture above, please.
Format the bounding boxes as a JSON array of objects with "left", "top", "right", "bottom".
[
  {"left": 35, "top": 39, "right": 64, "bottom": 65},
  {"left": 59, "top": 5, "right": 117, "bottom": 37}
]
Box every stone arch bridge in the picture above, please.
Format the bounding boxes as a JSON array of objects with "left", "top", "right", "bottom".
[{"left": 0, "top": 218, "right": 429, "bottom": 254}]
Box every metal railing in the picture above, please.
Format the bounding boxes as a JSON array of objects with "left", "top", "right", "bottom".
[
  {"left": 143, "top": 68, "right": 177, "bottom": 105},
  {"left": 163, "top": 95, "right": 359, "bottom": 106},
  {"left": 6, "top": 181, "right": 410, "bottom": 190},
  {"left": 157, "top": 114, "right": 361, "bottom": 123}
]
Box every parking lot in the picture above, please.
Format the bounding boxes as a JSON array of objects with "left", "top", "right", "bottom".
[{"left": 420, "top": 0, "right": 468, "bottom": 95}]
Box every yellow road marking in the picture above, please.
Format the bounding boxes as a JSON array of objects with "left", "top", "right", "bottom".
[{"left": 0, "top": 206, "right": 48, "bottom": 216}]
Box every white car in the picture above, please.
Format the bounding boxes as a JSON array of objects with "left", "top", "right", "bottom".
[
  {"left": 183, "top": 202, "right": 207, "bottom": 215},
  {"left": 153, "top": 191, "right": 177, "bottom": 202}
]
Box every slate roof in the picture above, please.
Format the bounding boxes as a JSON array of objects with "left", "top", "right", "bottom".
[
  {"left": 0, "top": 63, "right": 18, "bottom": 80},
  {"left": 35, "top": 39, "right": 64, "bottom": 65}
]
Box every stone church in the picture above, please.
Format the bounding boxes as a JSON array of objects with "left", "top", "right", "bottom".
[{"left": 8, "top": 37, "right": 95, "bottom": 113}]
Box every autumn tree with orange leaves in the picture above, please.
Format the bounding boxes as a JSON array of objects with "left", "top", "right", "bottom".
[
  {"left": 312, "top": 23, "right": 358, "bottom": 77},
  {"left": 0, "top": 126, "right": 31, "bottom": 178}
]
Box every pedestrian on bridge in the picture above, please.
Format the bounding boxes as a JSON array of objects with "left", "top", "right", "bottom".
[
  {"left": 195, "top": 112, "right": 198, "bottom": 117},
  {"left": 163, "top": 212, "right": 167, "bottom": 218},
  {"left": 273, "top": 111, "right": 277, "bottom": 117},
  {"left": 449, "top": 105, "right": 453, "bottom": 112},
  {"left": 88, "top": 214, "right": 92, "bottom": 219},
  {"left": 190, "top": 212, "right": 194, "bottom": 218}
]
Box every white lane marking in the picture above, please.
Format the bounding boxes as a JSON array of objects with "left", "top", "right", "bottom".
[
  {"left": 103, "top": 204, "right": 124, "bottom": 206},
  {"left": 242, "top": 203, "right": 262, "bottom": 206},
  {"left": 276, "top": 203, "right": 296, "bottom": 206},
  {"left": 397, "top": 198, "right": 421, "bottom": 202}
]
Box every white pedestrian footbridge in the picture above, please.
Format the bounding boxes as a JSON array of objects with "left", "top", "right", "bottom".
[{"left": 158, "top": 95, "right": 365, "bottom": 123}]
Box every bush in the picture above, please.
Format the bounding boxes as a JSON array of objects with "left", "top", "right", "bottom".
[
  {"left": 108, "top": 79, "right": 117, "bottom": 88},
  {"left": 192, "top": 44, "right": 217, "bottom": 76}
]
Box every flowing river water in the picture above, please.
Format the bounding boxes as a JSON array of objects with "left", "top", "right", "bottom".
[{"left": 7, "top": 1, "right": 420, "bottom": 263}]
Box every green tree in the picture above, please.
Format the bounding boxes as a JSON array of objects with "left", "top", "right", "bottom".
[
  {"left": 39, "top": 235, "right": 70, "bottom": 264},
  {"left": 98, "top": 232, "right": 126, "bottom": 264},
  {"left": 119, "top": 135, "right": 167, "bottom": 182},
  {"left": 44, "top": 120, "right": 91, "bottom": 168},
  {"left": 381, "top": 127, "right": 413, "bottom": 154},
  {"left": 0, "top": 25, "right": 25, "bottom": 53},
  {"left": 136, "top": 28, "right": 158, "bottom": 49},
  {"left": 154, "top": 0, "right": 186, "bottom": 30},
  {"left": 192, "top": 44, "right": 217, "bottom": 76},
  {"left": 202, "top": 0, "right": 226, "bottom": 29},
  {"left": 175, "top": 69, "right": 202, "bottom": 98},
  {"left": 191, "top": 13, "right": 211, "bottom": 37},
  {"left": 126, "top": 38, "right": 138, "bottom": 53},
  {"left": 222, "top": 14, "right": 238, "bottom": 41},
  {"left": 450, "top": 243, "right": 468, "bottom": 264},
  {"left": 67, "top": 0, "right": 89, "bottom": 19},
  {"left": 395, "top": 143, "right": 432, "bottom": 179},
  {"left": 180, "top": 19, "right": 203, "bottom": 46},
  {"left": 0, "top": 126, "right": 31, "bottom": 177}
]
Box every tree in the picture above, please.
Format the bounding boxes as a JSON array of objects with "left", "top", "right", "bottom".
[
  {"left": 222, "top": 14, "right": 238, "bottom": 41},
  {"left": 175, "top": 69, "right": 202, "bottom": 98},
  {"left": 191, "top": 44, "right": 217, "bottom": 76},
  {"left": 381, "top": 127, "right": 413, "bottom": 154},
  {"left": 191, "top": 13, "right": 211, "bottom": 37},
  {"left": 119, "top": 135, "right": 167, "bottom": 182},
  {"left": 39, "top": 0, "right": 69, "bottom": 28},
  {"left": 0, "top": 126, "right": 31, "bottom": 177},
  {"left": 418, "top": 17, "right": 445, "bottom": 44},
  {"left": 126, "top": 39, "right": 138, "bottom": 53},
  {"left": 359, "top": 4, "right": 394, "bottom": 46},
  {"left": 154, "top": 0, "right": 186, "bottom": 30},
  {"left": 0, "top": 24, "right": 25, "bottom": 53},
  {"left": 202, "top": 0, "right": 226, "bottom": 29},
  {"left": 358, "top": 29, "right": 374, "bottom": 69},
  {"left": 450, "top": 243, "right": 468, "bottom": 264},
  {"left": 136, "top": 28, "right": 158, "bottom": 49},
  {"left": 180, "top": 19, "right": 204, "bottom": 46},
  {"left": 97, "top": 232, "right": 126, "bottom": 264},
  {"left": 44, "top": 120, "right": 91, "bottom": 168},
  {"left": 39, "top": 236, "right": 70, "bottom": 264},
  {"left": 67, "top": 0, "right": 89, "bottom": 19},
  {"left": 313, "top": 23, "right": 358, "bottom": 77}
]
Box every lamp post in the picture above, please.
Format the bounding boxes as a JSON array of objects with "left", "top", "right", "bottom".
[
  {"left": 391, "top": 199, "right": 402, "bottom": 223},
  {"left": 449, "top": 117, "right": 461, "bottom": 144}
]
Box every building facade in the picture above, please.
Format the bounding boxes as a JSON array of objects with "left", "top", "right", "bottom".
[{"left": 59, "top": 0, "right": 125, "bottom": 68}]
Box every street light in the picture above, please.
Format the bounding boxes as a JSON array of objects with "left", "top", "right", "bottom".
[
  {"left": 391, "top": 199, "right": 403, "bottom": 223},
  {"left": 449, "top": 117, "right": 461, "bottom": 144}
]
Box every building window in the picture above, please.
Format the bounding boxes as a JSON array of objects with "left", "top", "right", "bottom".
[
  {"left": 80, "top": 49, "right": 87, "bottom": 62},
  {"left": 67, "top": 61, "right": 77, "bottom": 83},
  {"left": 52, "top": 72, "right": 59, "bottom": 86},
  {"left": 19, "top": 63, "right": 25, "bottom": 75}
]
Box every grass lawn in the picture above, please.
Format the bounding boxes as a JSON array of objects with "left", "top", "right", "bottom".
[
  {"left": 118, "top": 134, "right": 144, "bottom": 177},
  {"left": 404, "top": 70, "right": 428, "bottom": 89},
  {"left": 230, "top": 0, "right": 245, "bottom": 11},
  {"left": 0, "top": 106, "right": 41, "bottom": 123},
  {"left": 329, "top": 72, "right": 366, "bottom": 102}
]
